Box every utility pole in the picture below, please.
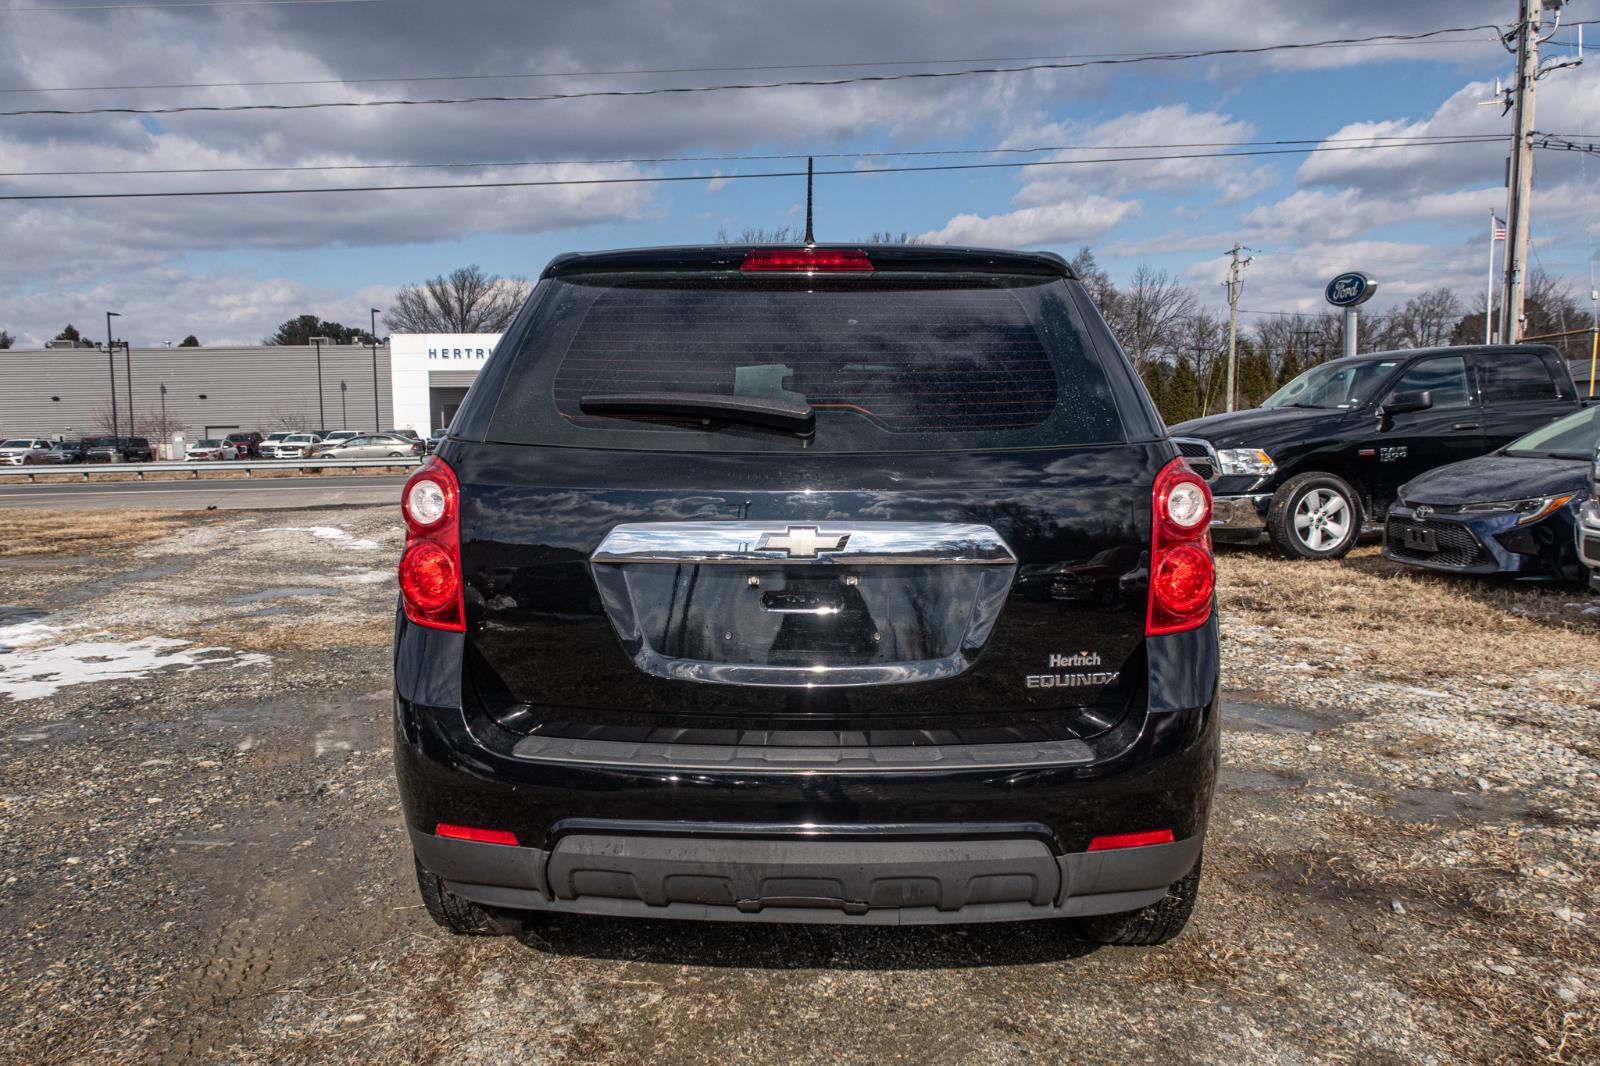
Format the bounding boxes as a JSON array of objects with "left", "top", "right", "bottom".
[
  {"left": 105, "top": 311, "right": 121, "bottom": 439},
  {"left": 369, "top": 309, "right": 382, "bottom": 431},
  {"left": 1292, "top": 328, "right": 1317, "bottom": 367},
  {"left": 1222, "top": 242, "right": 1251, "bottom": 412},
  {"left": 310, "top": 336, "right": 329, "bottom": 431},
  {"left": 1501, "top": 0, "right": 1542, "bottom": 343}
]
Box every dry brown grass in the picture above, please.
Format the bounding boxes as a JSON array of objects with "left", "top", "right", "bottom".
[
  {"left": 0, "top": 508, "right": 202, "bottom": 557},
  {"left": 1217, "top": 546, "right": 1600, "bottom": 683}
]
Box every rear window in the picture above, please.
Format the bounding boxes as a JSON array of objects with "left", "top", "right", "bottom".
[{"left": 484, "top": 272, "right": 1126, "bottom": 453}]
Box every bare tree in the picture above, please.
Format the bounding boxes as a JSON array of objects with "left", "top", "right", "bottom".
[
  {"left": 1116, "top": 264, "right": 1197, "bottom": 370},
  {"left": 1175, "top": 311, "right": 1226, "bottom": 414},
  {"left": 137, "top": 407, "right": 188, "bottom": 443},
  {"left": 266, "top": 407, "right": 312, "bottom": 432},
  {"left": 715, "top": 226, "right": 797, "bottom": 243},
  {"left": 1387, "top": 287, "right": 1463, "bottom": 349},
  {"left": 384, "top": 265, "right": 532, "bottom": 334},
  {"left": 863, "top": 231, "right": 924, "bottom": 244},
  {"left": 1068, "top": 246, "right": 1119, "bottom": 322}
]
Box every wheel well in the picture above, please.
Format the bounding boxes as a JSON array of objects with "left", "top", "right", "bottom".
[{"left": 1279, "top": 463, "right": 1374, "bottom": 519}]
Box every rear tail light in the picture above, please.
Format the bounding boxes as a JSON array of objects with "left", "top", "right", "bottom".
[
  {"left": 1088, "top": 829, "right": 1176, "bottom": 851},
  {"left": 741, "top": 247, "right": 873, "bottom": 273},
  {"left": 1148, "top": 456, "right": 1214, "bottom": 636},
  {"left": 399, "top": 456, "right": 464, "bottom": 631},
  {"left": 435, "top": 823, "right": 518, "bottom": 846}
]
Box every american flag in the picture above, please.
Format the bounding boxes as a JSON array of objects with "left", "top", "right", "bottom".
[{"left": 1491, "top": 216, "right": 1508, "bottom": 240}]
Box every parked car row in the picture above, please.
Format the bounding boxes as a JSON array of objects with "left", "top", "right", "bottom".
[
  {"left": 1172, "top": 342, "right": 1598, "bottom": 586},
  {"left": 1, "top": 436, "right": 154, "bottom": 464},
  {"left": 1, "top": 428, "right": 435, "bottom": 466}
]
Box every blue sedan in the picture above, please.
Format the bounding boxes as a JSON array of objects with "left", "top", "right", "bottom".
[{"left": 1384, "top": 405, "right": 1600, "bottom": 584}]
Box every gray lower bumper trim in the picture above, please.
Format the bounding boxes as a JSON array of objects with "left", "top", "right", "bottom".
[
  {"left": 509, "top": 733, "right": 1094, "bottom": 771},
  {"left": 409, "top": 827, "right": 1202, "bottom": 926}
]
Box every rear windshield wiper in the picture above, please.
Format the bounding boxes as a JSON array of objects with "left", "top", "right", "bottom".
[{"left": 580, "top": 392, "right": 814, "bottom": 435}]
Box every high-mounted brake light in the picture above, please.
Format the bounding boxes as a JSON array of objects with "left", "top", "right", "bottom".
[
  {"left": 399, "top": 456, "right": 464, "bottom": 631},
  {"left": 741, "top": 248, "right": 874, "bottom": 273},
  {"left": 1147, "top": 457, "right": 1214, "bottom": 636},
  {"left": 435, "top": 823, "right": 519, "bottom": 846},
  {"left": 1088, "top": 829, "right": 1176, "bottom": 852}
]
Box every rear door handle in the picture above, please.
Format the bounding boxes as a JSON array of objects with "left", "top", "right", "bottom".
[{"left": 1451, "top": 422, "right": 1480, "bottom": 430}]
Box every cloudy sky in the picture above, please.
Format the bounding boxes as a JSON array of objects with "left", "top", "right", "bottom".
[{"left": 1, "top": 0, "right": 1597, "bottom": 346}]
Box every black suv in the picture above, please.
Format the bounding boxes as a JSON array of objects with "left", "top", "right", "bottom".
[
  {"left": 394, "top": 245, "right": 1219, "bottom": 941},
  {"left": 1170, "top": 344, "right": 1580, "bottom": 558},
  {"left": 82, "top": 435, "right": 154, "bottom": 463}
]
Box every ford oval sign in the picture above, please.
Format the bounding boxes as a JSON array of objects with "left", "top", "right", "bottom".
[{"left": 1325, "top": 272, "right": 1377, "bottom": 307}]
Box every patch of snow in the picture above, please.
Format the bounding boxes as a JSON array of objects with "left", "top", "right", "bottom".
[
  {"left": 260, "top": 526, "right": 379, "bottom": 551},
  {"left": 0, "top": 621, "right": 269, "bottom": 701}
]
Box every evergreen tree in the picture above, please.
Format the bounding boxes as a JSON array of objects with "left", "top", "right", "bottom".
[
  {"left": 1277, "top": 346, "right": 1302, "bottom": 388},
  {"left": 1235, "top": 342, "right": 1275, "bottom": 408},
  {"left": 1141, "top": 361, "right": 1168, "bottom": 419},
  {"left": 1166, "top": 355, "right": 1201, "bottom": 424},
  {"left": 179, "top": 335, "right": 200, "bottom": 347}
]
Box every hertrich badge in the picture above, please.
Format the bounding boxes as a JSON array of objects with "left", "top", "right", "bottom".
[
  {"left": 1026, "top": 651, "right": 1119, "bottom": 689},
  {"left": 753, "top": 526, "right": 851, "bottom": 559}
]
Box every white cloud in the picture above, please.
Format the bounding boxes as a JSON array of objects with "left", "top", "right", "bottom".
[{"left": 917, "top": 197, "right": 1140, "bottom": 247}]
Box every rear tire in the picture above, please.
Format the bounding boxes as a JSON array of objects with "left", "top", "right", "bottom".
[
  {"left": 414, "top": 856, "right": 523, "bottom": 936},
  {"left": 1267, "top": 472, "right": 1362, "bottom": 559},
  {"left": 1075, "top": 853, "right": 1202, "bottom": 946}
]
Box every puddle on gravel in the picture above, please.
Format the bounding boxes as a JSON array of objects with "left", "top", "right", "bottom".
[
  {"left": 1221, "top": 696, "right": 1341, "bottom": 734},
  {"left": 228, "top": 587, "right": 339, "bottom": 606},
  {"left": 0, "top": 555, "right": 95, "bottom": 570},
  {"left": 0, "top": 605, "right": 47, "bottom": 626},
  {"left": 1221, "top": 767, "right": 1309, "bottom": 792},
  {"left": 1385, "top": 787, "right": 1530, "bottom": 825},
  {"left": 202, "top": 692, "right": 389, "bottom": 760}
]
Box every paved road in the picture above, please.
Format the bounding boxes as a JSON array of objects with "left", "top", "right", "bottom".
[{"left": 0, "top": 474, "right": 407, "bottom": 510}]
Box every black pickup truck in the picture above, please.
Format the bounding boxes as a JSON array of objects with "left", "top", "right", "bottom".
[{"left": 1169, "top": 344, "right": 1581, "bottom": 559}]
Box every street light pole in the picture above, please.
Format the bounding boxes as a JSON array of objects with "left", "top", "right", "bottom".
[
  {"left": 124, "top": 340, "right": 135, "bottom": 437},
  {"left": 310, "top": 336, "right": 329, "bottom": 430},
  {"left": 369, "top": 308, "right": 382, "bottom": 430},
  {"left": 340, "top": 380, "right": 348, "bottom": 429},
  {"left": 105, "top": 311, "right": 121, "bottom": 439}
]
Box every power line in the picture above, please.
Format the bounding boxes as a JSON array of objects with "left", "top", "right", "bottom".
[
  {"left": 0, "top": 131, "right": 1504, "bottom": 178},
  {"left": 0, "top": 136, "right": 1500, "bottom": 201},
  {"left": 0, "top": 30, "right": 1506, "bottom": 95},
  {"left": 0, "top": 24, "right": 1507, "bottom": 118},
  {"left": 5, "top": 0, "right": 380, "bottom": 10}
]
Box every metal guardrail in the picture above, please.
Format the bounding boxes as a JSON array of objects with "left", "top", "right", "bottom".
[{"left": 0, "top": 456, "right": 422, "bottom": 482}]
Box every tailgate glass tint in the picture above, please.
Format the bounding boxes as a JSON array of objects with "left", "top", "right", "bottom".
[{"left": 485, "top": 273, "right": 1126, "bottom": 453}]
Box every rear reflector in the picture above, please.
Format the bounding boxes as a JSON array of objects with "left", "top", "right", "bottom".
[
  {"left": 741, "top": 247, "right": 873, "bottom": 272},
  {"left": 1087, "top": 829, "right": 1176, "bottom": 852},
  {"left": 435, "top": 823, "right": 519, "bottom": 846}
]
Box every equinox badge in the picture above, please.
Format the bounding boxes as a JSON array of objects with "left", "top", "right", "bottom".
[{"left": 753, "top": 526, "right": 851, "bottom": 559}]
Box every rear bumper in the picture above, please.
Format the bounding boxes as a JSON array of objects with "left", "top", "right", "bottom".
[
  {"left": 393, "top": 605, "right": 1219, "bottom": 924},
  {"left": 410, "top": 823, "right": 1204, "bottom": 925}
]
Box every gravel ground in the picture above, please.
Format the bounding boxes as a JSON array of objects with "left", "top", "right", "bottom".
[{"left": 0, "top": 506, "right": 1595, "bottom": 1064}]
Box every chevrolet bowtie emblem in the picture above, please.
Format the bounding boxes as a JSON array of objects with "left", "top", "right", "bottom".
[{"left": 753, "top": 526, "right": 851, "bottom": 559}]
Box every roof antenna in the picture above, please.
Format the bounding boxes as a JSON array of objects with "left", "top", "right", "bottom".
[{"left": 803, "top": 156, "right": 815, "bottom": 245}]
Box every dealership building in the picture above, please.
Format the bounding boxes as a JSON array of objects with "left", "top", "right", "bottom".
[{"left": 0, "top": 333, "right": 502, "bottom": 444}]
